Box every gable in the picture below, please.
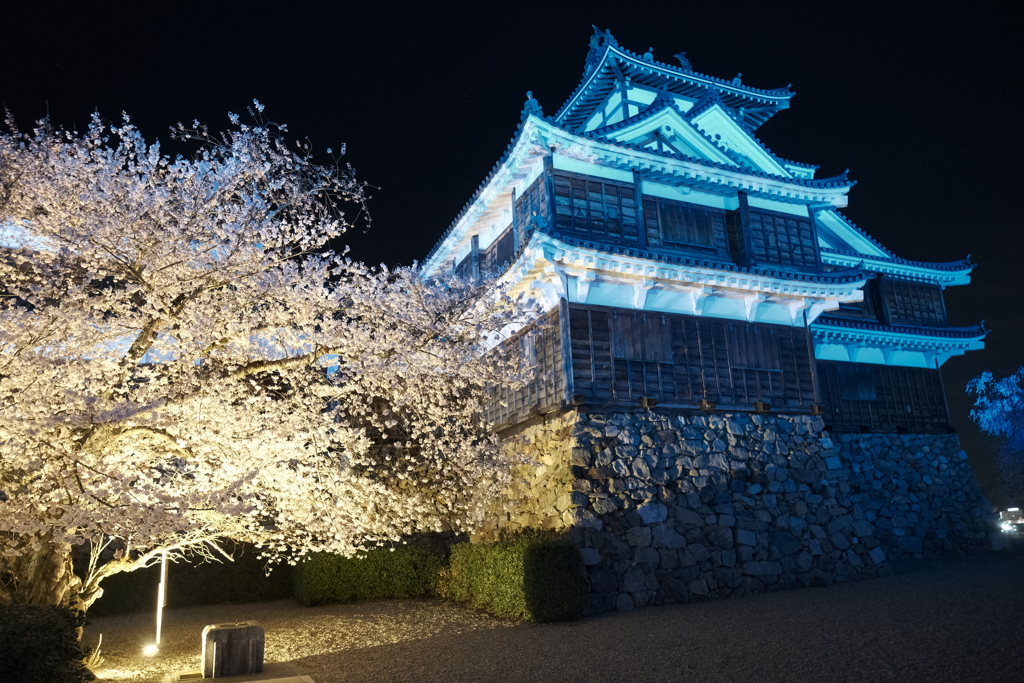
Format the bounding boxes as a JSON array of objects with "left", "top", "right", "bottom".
[
  {"left": 688, "top": 104, "right": 791, "bottom": 177},
  {"left": 581, "top": 83, "right": 696, "bottom": 132},
  {"left": 598, "top": 105, "right": 736, "bottom": 166}
]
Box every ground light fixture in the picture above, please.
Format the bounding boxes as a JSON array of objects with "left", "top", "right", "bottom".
[{"left": 142, "top": 552, "right": 169, "bottom": 656}]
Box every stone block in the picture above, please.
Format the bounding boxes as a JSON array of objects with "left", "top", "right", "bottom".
[
  {"left": 868, "top": 547, "right": 887, "bottom": 565},
  {"left": 689, "top": 577, "right": 710, "bottom": 597},
  {"left": 615, "top": 593, "right": 635, "bottom": 611},
  {"left": 852, "top": 519, "right": 875, "bottom": 538},
  {"left": 989, "top": 531, "right": 1009, "bottom": 551},
  {"left": 201, "top": 622, "right": 264, "bottom": 678},
  {"left": 652, "top": 525, "right": 686, "bottom": 549},
  {"left": 688, "top": 543, "right": 711, "bottom": 562},
  {"left": 622, "top": 567, "right": 647, "bottom": 593},
  {"left": 637, "top": 502, "right": 668, "bottom": 524},
  {"left": 735, "top": 528, "right": 757, "bottom": 547},
  {"left": 827, "top": 515, "right": 853, "bottom": 534},
  {"left": 626, "top": 526, "right": 651, "bottom": 547},
  {"left": 769, "top": 529, "right": 803, "bottom": 556},
  {"left": 635, "top": 546, "right": 660, "bottom": 565},
  {"left": 579, "top": 548, "right": 601, "bottom": 566},
  {"left": 825, "top": 456, "right": 842, "bottom": 470}
]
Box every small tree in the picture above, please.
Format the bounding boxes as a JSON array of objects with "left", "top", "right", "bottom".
[
  {"left": 0, "top": 105, "right": 530, "bottom": 613},
  {"left": 967, "top": 367, "right": 1024, "bottom": 503}
]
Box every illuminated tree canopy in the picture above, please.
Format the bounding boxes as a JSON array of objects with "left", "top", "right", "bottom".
[{"left": 0, "top": 105, "right": 530, "bottom": 612}]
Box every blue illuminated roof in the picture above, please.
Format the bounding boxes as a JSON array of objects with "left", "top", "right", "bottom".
[
  {"left": 814, "top": 315, "right": 987, "bottom": 339},
  {"left": 554, "top": 28, "right": 794, "bottom": 133},
  {"left": 553, "top": 234, "right": 868, "bottom": 285}
]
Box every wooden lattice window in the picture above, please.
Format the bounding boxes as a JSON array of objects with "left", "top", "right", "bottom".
[
  {"left": 644, "top": 198, "right": 716, "bottom": 247},
  {"left": 553, "top": 172, "right": 640, "bottom": 241},
  {"left": 882, "top": 278, "right": 946, "bottom": 325},
  {"left": 610, "top": 311, "right": 673, "bottom": 362},
  {"left": 837, "top": 363, "right": 877, "bottom": 400},
  {"left": 514, "top": 176, "right": 550, "bottom": 239},
  {"left": 748, "top": 210, "right": 817, "bottom": 269}
]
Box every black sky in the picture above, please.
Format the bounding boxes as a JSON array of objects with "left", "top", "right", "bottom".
[{"left": 3, "top": 1, "right": 1021, "bottom": 496}]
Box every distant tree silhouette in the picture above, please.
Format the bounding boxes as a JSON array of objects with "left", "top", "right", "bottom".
[{"left": 968, "top": 367, "right": 1024, "bottom": 504}]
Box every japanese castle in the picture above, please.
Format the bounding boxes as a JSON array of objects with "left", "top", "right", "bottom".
[{"left": 421, "top": 28, "right": 985, "bottom": 435}]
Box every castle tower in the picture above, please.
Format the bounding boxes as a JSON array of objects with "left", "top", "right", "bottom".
[{"left": 422, "top": 29, "right": 992, "bottom": 612}]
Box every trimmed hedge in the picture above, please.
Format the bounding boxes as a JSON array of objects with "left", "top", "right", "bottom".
[
  {"left": 440, "top": 534, "right": 586, "bottom": 622},
  {"left": 294, "top": 546, "right": 444, "bottom": 606},
  {"left": 89, "top": 544, "right": 293, "bottom": 616},
  {"left": 0, "top": 604, "right": 93, "bottom": 683}
]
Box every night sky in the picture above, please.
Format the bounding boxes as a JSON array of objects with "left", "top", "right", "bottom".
[{"left": 3, "top": 2, "right": 1021, "bottom": 497}]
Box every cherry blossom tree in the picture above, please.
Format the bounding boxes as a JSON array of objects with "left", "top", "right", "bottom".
[{"left": 0, "top": 105, "right": 531, "bottom": 613}]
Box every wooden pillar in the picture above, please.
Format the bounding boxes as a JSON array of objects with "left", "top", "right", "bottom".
[
  {"left": 736, "top": 192, "right": 755, "bottom": 266},
  {"left": 470, "top": 235, "right": 480, "bottom": 281}
]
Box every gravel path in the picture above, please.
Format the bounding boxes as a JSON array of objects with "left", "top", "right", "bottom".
[{"left": 86, "top": 545, "right": 1024, "bottom": 683}]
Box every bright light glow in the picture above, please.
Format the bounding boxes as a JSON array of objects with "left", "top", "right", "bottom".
[
  {"left": 142, "top": 644, "right": 159, "bottom": 657},
  {"left": 1009, "top": 507, "right": 1020, "bottom": 512},
  {"left": 1001, "top": 523, "right": 1013, "bottom": 531}
]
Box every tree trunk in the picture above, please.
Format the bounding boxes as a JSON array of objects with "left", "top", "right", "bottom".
[{"left": 4, "top": 539, "right": 86, "bottom": 610}]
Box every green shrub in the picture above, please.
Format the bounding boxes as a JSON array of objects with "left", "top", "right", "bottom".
[
  {"left": 293, "top": 545, "right": 444, "bottom": 606},
  {"left": 89, "top": 543, "right": 293, "bottom": 616},
  {"left": 0, "top": 604, "right": 94, "bottom": 683},
  {"left": 441, "top": 533, "right": 586, "bottom": 622}
]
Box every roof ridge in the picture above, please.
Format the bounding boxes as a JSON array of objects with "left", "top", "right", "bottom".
[{"left": 555, "top": 27, "right": 794, "bottom": 129}]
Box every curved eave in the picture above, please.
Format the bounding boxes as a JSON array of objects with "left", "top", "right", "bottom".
[
  {"left": 551, "top": 233, "right": 866, "bottom": 286},
  {"left": 813, "top": 316, "right": 988, "bottom": 340},
  {"left": 523, "top": 232, "right": 869, "bottom": 296},
  {"left": 820, "top": 248, "right": 974, "bottom": 286},
  {"left": 811, "top": 317, "right": 986, "bottom": 366},
  {"left": 556, "top": 45, "right": 793, "bottom": 132}
]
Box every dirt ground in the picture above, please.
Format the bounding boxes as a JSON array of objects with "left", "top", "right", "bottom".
[{"left": 85, "top": 543, "right": 1024, "bottom": 683}]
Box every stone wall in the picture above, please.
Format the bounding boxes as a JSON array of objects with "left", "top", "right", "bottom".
[
  {"left": 487, "top": 409, "right": 994, "bottom": 614},
  {"left": 473, "top": 411, "right": 582, "bottom": 543}
]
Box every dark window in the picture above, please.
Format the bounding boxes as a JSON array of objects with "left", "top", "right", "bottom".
[
  {"left": 727, "top": 324, "right": 782, "bottom": 371},
  {"left": 490, "top": 228, "right": 514, "bottom": 271},
  {"left": 748, "top": 210, "right": 817, "bottom": 269},
  {"left": 882, "top": 278, "right": 946, "bottom": 325},
  {"left": 654, "top": 199, "right": 715, "bottom": 247},
  {"left": 833, "top": 280, "right": 881, "bottom": 320},
  {"left": 514, "top": 176, "right": 550, "bottom": 240},
  {"left": 553, "top": 173, "right": 639, "bottom": 241},
  {"left": 837, "top": 363, "right": 877, "bottom": 400},
  {"left": 611, "top": 311, "right": 673, "bottom": 362}
]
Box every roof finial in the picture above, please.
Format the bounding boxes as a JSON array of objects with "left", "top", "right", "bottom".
[
  {"left": 673, "top": 52, "right": 692, "bottom": 70},
  {"left": 585, "top": 26, "right": 617, "bottom": 76},
  {"left": 522, "top": 91, "right": 544, "bottom": 120},
  {"left": 732, "top": 73, "right": 743, "bottom": 85},
  {"left": 643, "top": 47, "right": 654, "bottom": 63}
]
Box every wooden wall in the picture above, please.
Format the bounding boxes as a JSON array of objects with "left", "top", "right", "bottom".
[
  {"left": 817, "top": 360, "right": 951, "bottom": 433},
  {"left": 567, "top": 303, "right": 817, "bottom": 411},
  {"left": 483, "top": 307, "right": 565, "bottom": 428}
]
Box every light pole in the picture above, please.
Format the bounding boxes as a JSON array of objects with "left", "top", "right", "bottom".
[{"left": 143, "top": 552, "right": 168, "bottom": 656}]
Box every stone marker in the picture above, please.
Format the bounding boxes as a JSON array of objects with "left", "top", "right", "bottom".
[{"left": 202, "top": 621, "right": 265, "bottom": 678}]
